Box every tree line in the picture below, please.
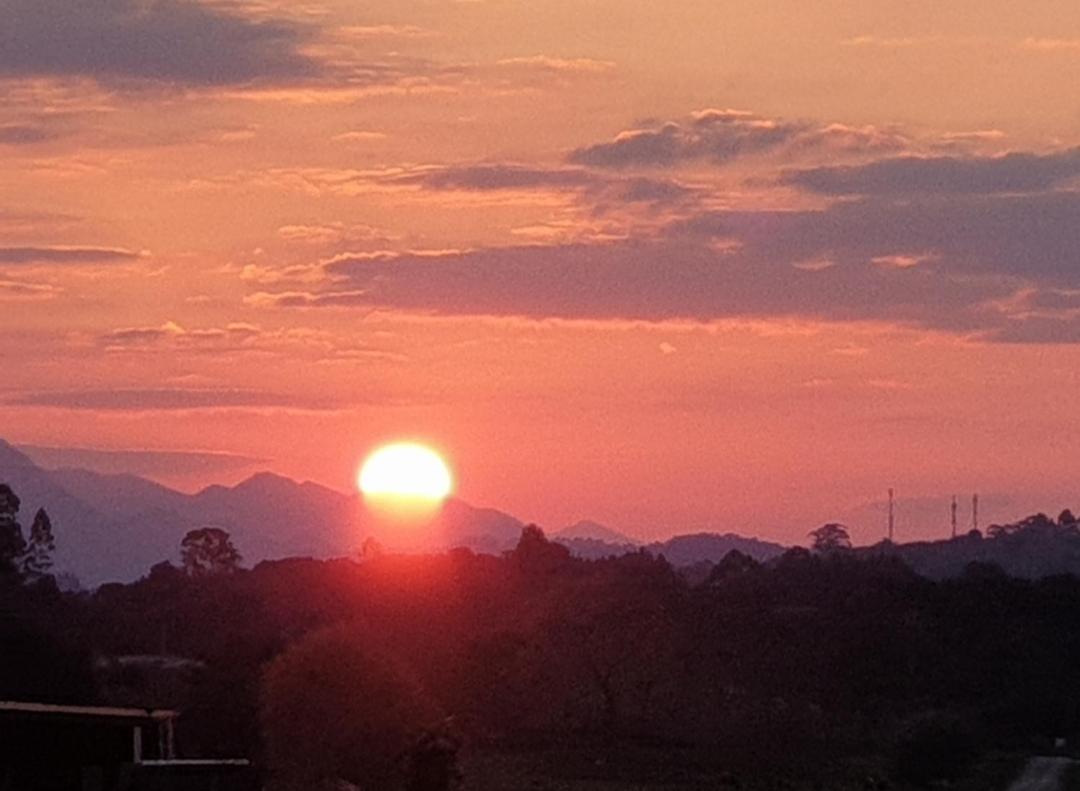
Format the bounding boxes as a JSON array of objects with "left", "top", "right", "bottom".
[{"left": 3, "top": 482, "right": 1080, "bottom": 790}]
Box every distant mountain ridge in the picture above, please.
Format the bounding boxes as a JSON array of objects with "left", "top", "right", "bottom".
[
  {"left": 2, "top": 439, "right": 790, "bottom": 585},
  {"left": 553, "top": 520, "right": 638, "bottom": 545},
  {"left": 4, "top": 438, "right": 1077, "bottom": 586},
  {"left": 0, "top": 440, "right": 523, "bottom": 585},
  {"left": 857, "top": 523, "right": 1080, "bottom": 580}
]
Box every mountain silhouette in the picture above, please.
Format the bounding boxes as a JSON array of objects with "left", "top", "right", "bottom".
[
  {"left": 9, "top": 438, "right": 1073, "bottom": 587},
  {"left": 0, "top": 440, "right": 523, "bottom": 585},
  {"left": 553, "top": 519, "right": 637, "bottom": 545},
  {"left": 647, "top": 532, "right": 787, "bottom": 566}
]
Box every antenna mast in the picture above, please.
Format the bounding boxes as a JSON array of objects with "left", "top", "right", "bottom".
[
  {"left": 951, "top": 495, "right": 958, "bottom": 539},
  {"left": 888, "top": 488, "right": 895, "bottom": 543},
  {"left": 972, "top": 493, "right": 979, "bottom": 533}
]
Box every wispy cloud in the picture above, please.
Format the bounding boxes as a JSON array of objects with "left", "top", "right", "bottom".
[
  {"left": 0, "top": 245, "right": 143, "bottom": 264},
  {"left": 5, "top": 388, "right": 344, "bottom": 412},
  {"left": 0, "top": 276, "right": 61, "bottom": 299},
  {"left": 783, "top": 148, "right": 1080, "bottom": 196},
  {"left": 569, "top": 109, "right": 910, "bottom": 169},
  {"left": 496, "top": 56, "right": 616, "bottom": 74},
  {"left": 19, "top": 443, "right": 267, "bottom": 478},
  {"left": 1019, "top": 37, "right": 1080, "bottom": 51},
  {"left": 0, "top": 124, "right": 56, "bottom": 145}
]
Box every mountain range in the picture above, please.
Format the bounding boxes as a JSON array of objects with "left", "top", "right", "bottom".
[
  {"left": 0, "top": 440, "right": 525, "bottom": 584},
  {"left": 6, "top": 438, "right": 1073, "bottom": 586},
  {"left": 0, "top": 438, "right": 796, "bottom": 586}
]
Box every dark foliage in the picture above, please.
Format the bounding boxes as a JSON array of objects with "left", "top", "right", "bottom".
[
  {"left": 181, "top": 527, "right": 242, "bottom": 577},
  {"left": 4, "top": 490, "right": 1080, "bottom": 788},
  {"left": 0, "top": 614, "right": 97, "bottom": 703}
]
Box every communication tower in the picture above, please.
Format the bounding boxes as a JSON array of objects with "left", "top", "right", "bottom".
[{"left": 888, "top": 488, "right": 895, "bottom": 543}]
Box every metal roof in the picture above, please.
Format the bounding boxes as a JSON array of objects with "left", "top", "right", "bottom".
[{"left": 0, "top": 701, "right": 177, "bottom": 721}]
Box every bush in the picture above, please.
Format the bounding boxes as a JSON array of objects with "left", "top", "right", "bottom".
[
  {"left": 894, "top": 711, "right": 979, "bottom": 787},
  {"left": 261, "top": 625, "right": 440, "bottom": 790}
]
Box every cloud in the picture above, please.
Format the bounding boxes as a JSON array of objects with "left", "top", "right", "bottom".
[
  {"left": 5, "top": 388, "right": 342, "bottom": 412},
  {"left": 0, "top": 0, "right": 320, "bottom": 87},
  {"left": 392, "top": 162, "right": 698, "bottom": 211},
  {"left": 97, "top": 319, "right": 401, "bottom": 363},
  {"left": 843, "top": 35, "right": 938, "bottom": 48},
  {"left": 99, "top": 320, "right": 262, "bottom": 350},
  {"left": 332, "top": 131, "right": 388, "bottom": 143},
  {"left": 0, "top": 124, "right": 54, "bottom": 145},
  {"left": 1019, "top": 38, "right": 1080, "bottom": 51},
  {"left": 0, "top": 246, "right": 143, "bottom": 264},
  {"left": 276, "top": 222, "right": 395, "bottom": 245},
  {"left": 337, "top": 25, "right": 439, "bottom": 40},
  {"left": 496, "top": 56, "right": 616, "bottom": 74},
  {"left": 19, "top": 443, "right": 266, "bottom": 478},
  {"left": 568, "top": 109, "right": 909, "bottom": 169},
  {"left": 401, "top": 163, "right": 597, "bottom": 191},
  {"left": 678, "top": 191, "right": 1080, "bottom": 287},
  {"left": 977, "top": 288, "right": 1080, "bottom": 343},
  {"left": 243, "top": 240, "right": 1009, "bottom": 333},
  {"left": 245, "top": 289, "right": 372, "bottom": 309},
  {"left": 0, "top": 277, "right": 60, "bottom": 299},
  {"left": 244, "top": 183, "right": 1080, "bottom": 342},
  {"left": 983, "top": 315, "right": 1080, "bottom": 344},
  {"left": 783, "top": 148, "right": 1080, "bottom": 195}
]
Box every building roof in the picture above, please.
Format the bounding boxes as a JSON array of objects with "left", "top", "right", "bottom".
[{"left": 0, "top": 701, "right": 177, "bottom": 722}]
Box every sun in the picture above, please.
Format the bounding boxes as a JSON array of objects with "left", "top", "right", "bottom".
[{"left": 358, "top": 443, "right": 454, "bottom": 516}]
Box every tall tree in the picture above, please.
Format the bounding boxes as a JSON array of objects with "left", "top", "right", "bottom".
[
  {"left": 0, "top": 484, "right": 26, "bottom": 578},
  {"left": 180, "top": 527, "right": 242, "bottom": 576},
  {"left": 809, "top": 523, "right": 852, "bottom": 553},
  {"left": 21, "top": 508, "right": 55, "bottom": 579}
]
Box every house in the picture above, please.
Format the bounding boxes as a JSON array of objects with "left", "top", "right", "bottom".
[{"left": 0, "top": 701, "right": 255, "bottom": 790}]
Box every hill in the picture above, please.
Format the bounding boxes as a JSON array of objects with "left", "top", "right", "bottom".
[
  {"left": 7, "top": 438, "right": 1077, "bottom": 587},
  {"left": 553, "top": 520, "right": 637, "bottom": 545},
  {"left": 0, "top": 440, "right": 523, "bottom": 585}
]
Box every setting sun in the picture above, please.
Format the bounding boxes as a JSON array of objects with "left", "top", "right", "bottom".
[{"left": 358, "top": 443, "right": 454, "bottom": 509}]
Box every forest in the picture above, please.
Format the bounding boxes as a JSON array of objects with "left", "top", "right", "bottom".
[{"left": 2, "top": 482, "right": 1080, "bottom": 790}]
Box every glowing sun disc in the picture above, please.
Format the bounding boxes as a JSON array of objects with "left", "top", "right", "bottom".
[{"left": 359, "top": 443, "right": 453, "bottom": 502}]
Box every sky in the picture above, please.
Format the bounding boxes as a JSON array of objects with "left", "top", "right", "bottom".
[{"left": 3, "top": 0, "right": 1080, "bottom": 545}]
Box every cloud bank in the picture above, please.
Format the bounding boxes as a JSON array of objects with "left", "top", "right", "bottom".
[{"left": 0, "top": 0, "right": 320, "bottom": 87}]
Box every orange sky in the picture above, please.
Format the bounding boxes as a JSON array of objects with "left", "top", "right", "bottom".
[{"left": 3, "top": 0, "right": 1080, "bottom": 545}]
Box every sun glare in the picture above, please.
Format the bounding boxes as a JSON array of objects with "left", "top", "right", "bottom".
[{"left": 358, "top": 443, "right": 454, "bottom": 517}]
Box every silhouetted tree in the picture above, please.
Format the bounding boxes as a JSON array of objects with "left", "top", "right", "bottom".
[
  {"left": 0, "top": 484, "right": 26, "bottom": 578},
  {"left": 509, "top": 525, "right": 572, "bottom": 576},
  {"left": 987, "top": 512, "right": 1059, "bottom": 539},
  {"left": 1059, "top": 509, "right": 1077, "bottom": 528},
  {"left": 21, "top": 508, "right": 55, "bottom": 579},
  {"left": 705, "top": 549, "right": 761, "bottom": 585},
  {"left": 405, "top": 727, "right": 461, "bottom": 791},
  {"left": 181, "top": 527, "right": 242, "bottom": 576},
  {"left": 809, "top": 522, "right": 851, "bottom": 553},
  {"left": 148, "top": 560, "right": 182, "bottom": 582},
  {"left": 261, "top": 625, "right": 438, "bottom": 790}
]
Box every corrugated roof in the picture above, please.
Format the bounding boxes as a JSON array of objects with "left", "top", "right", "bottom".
[{"left": 0, "top": 701, "right": 177, "bottom": 721}]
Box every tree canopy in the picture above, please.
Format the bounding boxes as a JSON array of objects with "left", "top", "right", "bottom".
[
  {"left": 181, "top": 527, "right": 242, "bottom": 576},
  {"left": 808, "top": 522, "right": 851, "bottom": 552}
]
